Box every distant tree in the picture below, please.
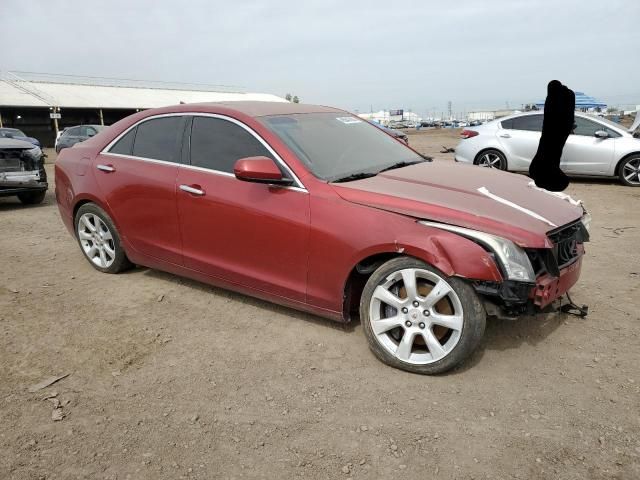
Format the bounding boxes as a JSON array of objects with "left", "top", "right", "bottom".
[
  {"left": 285, "top": 93, "right": 292, "bottom": 102},
  {"left": 606, "top": 106, "right": 617, "bottom": 113},
  {"left": 292, "top": 96, "right": 300, "bottom": 103}
]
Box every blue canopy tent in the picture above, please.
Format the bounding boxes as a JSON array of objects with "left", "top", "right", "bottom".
[{"left": 534, "top": 92, "right": 607, "bottom": 111}]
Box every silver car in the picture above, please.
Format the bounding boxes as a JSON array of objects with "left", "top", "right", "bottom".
[{"left": 454, "top": 112, "right": 640, "bottom": 186}]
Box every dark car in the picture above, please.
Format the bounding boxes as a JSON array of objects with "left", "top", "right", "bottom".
[
  {"left": 0, "top": 128, "right": 41, "bottom": 147},
  {"left": 56, "top": 101, "right": 589, "bottom": 374},
  {"left": 0, "top": 137, "right": 48, "bottom": 204},
  {"left": 55, "top": 125, "right": 105, "bottom": 153},
  {"left": 371, "top": 122, "right": 409, "bottom": 144}
]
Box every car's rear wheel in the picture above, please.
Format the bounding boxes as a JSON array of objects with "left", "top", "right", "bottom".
[
  {"left": 475, "top": 149, "right": 507, "bottom": 170},
  {"left": 17, "top": 190, "right": 46, "bottom": 205},
  {"left": 619, "top": 155, "right": 640, "bottom": 186},
  {"left": 360, "top": 257, "right": 486, "bottom": 374},
  {"left": 74, "top": 203, "right": 132, "bottom": 273}
]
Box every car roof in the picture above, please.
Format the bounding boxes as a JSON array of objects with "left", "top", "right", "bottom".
[{"left": 161, "top": 101, "right": 344, "bottom": 118}]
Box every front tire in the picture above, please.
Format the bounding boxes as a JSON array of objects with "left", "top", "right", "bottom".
[
  {"left": 618, "top": 155, "right": 640, "bottom": 186},
  {"left": 17, "top": 190, "right": 46, "bottom": 205},
  {"left": 74, "top": 203, "right": 132, "bottom": 273},
  {"left": 360, "top": 257, "right": 486, "bottom": 374},
  {"left": 475, "top": 149, "right": 507, "bottom": 170}
]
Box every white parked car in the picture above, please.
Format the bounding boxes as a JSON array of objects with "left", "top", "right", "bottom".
[{"left": 454, "top": 112, "right": 640, "bottom": 186}]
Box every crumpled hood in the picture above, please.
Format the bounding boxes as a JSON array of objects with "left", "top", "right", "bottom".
[
  {"left": 0, "top": 138, "right": 37, "bottom": 149},
  {"left": 331, "top": 162, "right": 584, "bottom": 248}
]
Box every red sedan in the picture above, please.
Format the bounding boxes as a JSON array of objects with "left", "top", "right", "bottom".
[{"left": 55, "top": 101, "right": 589, "bottom": 374}]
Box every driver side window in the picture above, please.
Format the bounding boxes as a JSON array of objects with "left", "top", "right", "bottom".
[{"left": 572, "top": 117, "right": 600, "bottom": 137}]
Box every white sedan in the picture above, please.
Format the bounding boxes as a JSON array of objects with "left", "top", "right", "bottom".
[{"left": 454, "top": 112, "right": 640, "bottom": 186}]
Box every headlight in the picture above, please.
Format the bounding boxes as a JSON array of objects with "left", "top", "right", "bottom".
[
  {"left": 26, "top": 146, "right": 42, "bottom": 157},
  {"left": 580, "top": 212, "right": 591, "bottom": 232},
  {"left": 419, "top": 221, "right": 536, "bottom": 282}
]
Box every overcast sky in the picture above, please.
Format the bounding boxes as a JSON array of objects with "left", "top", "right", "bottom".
[{"left": 1, "top": 0, "right": 639, "bottom": 116}]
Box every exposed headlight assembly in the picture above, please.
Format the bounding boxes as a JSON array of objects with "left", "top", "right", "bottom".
[{"left": 419, "top": 221, "right": 536, "bottom": 282}]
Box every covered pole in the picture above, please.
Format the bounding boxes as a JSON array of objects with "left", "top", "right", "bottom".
[
  {"left": 52, "top": 107, "right": 59, "bottom": 139},
  {"left": 99, "top": 108, "right": 104, "bottom": 126},
  {"left": 0, "top": 110, "right": 3, "bottom": 128}
]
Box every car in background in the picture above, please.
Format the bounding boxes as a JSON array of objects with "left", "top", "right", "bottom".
[
  {"left": 371, "top": 122, "right": 409, "bottom": 144},
  {"left": 55, "top": 125, "right": 105, "bottom": 153},
  {"left": 0, "top": 137, "right": 47, "bottom": 204},
  {"left": 0, "top": 128, "right": 41, "bottom": 147},
  {"left": 56, "top": 101, "right": 589, "bottom": 374},
  {"left": 455, "top": 112, "right": 640, "bottom": 186}
]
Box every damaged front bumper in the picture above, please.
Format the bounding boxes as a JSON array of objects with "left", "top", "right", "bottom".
[
  {"left": 476, "top": 255, "right": 584, "bottom": 319},
  {"left": 0, "top": 146, "right": 48, "bottom": 196},
  {"left": 0, "top": 169, "right": 48, "bottom": 196}
]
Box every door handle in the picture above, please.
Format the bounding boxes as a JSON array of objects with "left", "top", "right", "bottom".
[
  {"left": 97, "top": 164, "right": 115, "bottom": 172},
  {"left": 499, "top": 133, "right": 511, "bottom": 138},
  {"left": 179, "top": 184, "right": 205, "bottom": 196}
]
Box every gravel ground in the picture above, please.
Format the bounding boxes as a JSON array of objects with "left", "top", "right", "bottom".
[{"left": 1, "top": 130, "right": 639, "bottom": 479}]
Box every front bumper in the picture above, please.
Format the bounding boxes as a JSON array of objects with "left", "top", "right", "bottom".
[
  {"left": 0, "top": 170, "right": 48, "bottom": 196},
  {"left": 530, "top": 255, "right": 583, "bottom": 308}
]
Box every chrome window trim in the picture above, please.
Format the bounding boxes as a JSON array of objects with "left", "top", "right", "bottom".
[{"left": 100, "top": 111, "right": 307, "bottom": 191}]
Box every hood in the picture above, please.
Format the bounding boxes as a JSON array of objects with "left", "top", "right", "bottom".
[
  {"left": 331, "top": 162, "right": 584, "bottom": 248},
  {"left": 0, "top": 138, "right": 38, "bottom": 149}
]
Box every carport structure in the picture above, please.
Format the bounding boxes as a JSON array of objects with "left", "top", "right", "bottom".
[{"left": 0, "top": 71, "right": 285, "bottom": 147}]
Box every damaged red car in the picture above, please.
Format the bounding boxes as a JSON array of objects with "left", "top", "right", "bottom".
[{"left": 55, "top": 102, "right": 590, "bottom": 374}]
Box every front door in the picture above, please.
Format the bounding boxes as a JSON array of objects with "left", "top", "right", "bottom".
[
  {"left": 176, "top": 115, "right": 309, "bottom": 301},
  {"left": 561, "top": 116, "right": 616, "bottom": 174}
]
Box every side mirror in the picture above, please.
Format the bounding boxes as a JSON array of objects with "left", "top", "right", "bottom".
[
  {"left": 234, "top": 156, "right": 293, "bottom": 186},
  {"left": 594, "top": 130, "right": 609, "bottom": 139}
]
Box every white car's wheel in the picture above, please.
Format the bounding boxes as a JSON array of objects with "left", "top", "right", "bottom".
[
  {"left": 360, "top": 257, "right": 486, "bottom": 374},
  {"left": 475, "top": 149, "right": 507, "bottom": 170},
  {"left": 619, "top": 155, "right": 640, "bottom": 187}
]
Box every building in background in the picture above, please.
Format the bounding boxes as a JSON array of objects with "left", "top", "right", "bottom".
[
  {"left": 0, "top": 71, "right": 285, "bottom": 147},
  {"left": 358, "top": 109, "right": 421, "bottom": 125}
]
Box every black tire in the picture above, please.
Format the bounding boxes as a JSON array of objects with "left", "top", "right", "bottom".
[
  {"left": 360, "top": 257, "right": 486, "bottom": 374},
  {"left": 74, "top": 203, "right": 132, "bottom": 274},
  {"left": 474, "top": 149, "right": 508, "bottom": 170},
  {"left": 17, "top": 190, "right": 46, "bottom": 205},
  {"left": 618, "top": 155, "right": 640, "bottom": 187}
]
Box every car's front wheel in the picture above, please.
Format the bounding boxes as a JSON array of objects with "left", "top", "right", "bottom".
[
  {"left": 360, "top": 257, "right": 486, "bottom": 374},
  {"left": 74, "top": 203, "right": 132, "bottom": 273},
  {"left": 619, "top": 155, "right": 640, "bottom": 187},
  {"left": 475, "top": 149, "right": 507, "bottom": 170},
  {"left": 17, "top": 190, "right": 46, "bottom": 205}
]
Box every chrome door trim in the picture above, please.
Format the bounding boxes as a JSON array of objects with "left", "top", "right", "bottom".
[{"left": 99, "top": 111, "right": 308, "bottom": 192}]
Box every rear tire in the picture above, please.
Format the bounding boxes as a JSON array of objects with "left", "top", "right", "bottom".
[
  {"left": 618, "top": 155, "right": 640, "bottom": 186},
  {"left": 74, "top": 203, "right": 132, "bottom": 274},
  {"left": 17, "top": 190, "right": 46, "bottom": 205},
  {"left": 474, "top": 149, "right": 507, "bottom": 170},
  {"left": 360, "top": 257, "right": 486, "bottom": 374}
]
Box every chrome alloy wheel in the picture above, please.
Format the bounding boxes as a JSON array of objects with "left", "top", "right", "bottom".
[
  {"left": 77, "top": 213, "right": 116, "bottom": 268},
  {"left": 622, "top": 157, "right": 640, "bottom": 185},
  {"left": 477, "top": 152, "right": 503, "bottom": 168},
  {"left": 368, "top": 268, "right": 464, "bottom": 365}
]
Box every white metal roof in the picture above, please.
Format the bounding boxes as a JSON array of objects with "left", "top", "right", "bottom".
[{"left": 0, "top": 79, "right": 286, "bottom": 109}]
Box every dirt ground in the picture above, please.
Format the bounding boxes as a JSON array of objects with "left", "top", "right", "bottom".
[{"left": 1, "top": 129, "right": 639, "bottom": 480}]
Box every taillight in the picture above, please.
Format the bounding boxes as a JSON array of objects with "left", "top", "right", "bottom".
[{"left": 460, "top": 129, "right": 479, "bottom": 139}]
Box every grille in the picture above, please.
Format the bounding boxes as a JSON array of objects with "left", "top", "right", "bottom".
[{"left": 548, "top": 221, "right": 587, "bottom": 269}]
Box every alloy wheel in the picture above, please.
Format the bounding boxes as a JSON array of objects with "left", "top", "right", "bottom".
[
  {"left": 622, "top": 158, "right": 640, "bottom": 185},
  {"left": 368, "top": 268, "right": 464, "bottom": 365},
  {"left": 477, "top": 152, "right": 503, "bottom": 168},
  {"left": 77, "top": 213, "right": 116, "bottom": 268}
]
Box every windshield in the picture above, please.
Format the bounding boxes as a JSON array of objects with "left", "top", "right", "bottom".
[
  {"left": 259, "top": 112, "right": 423, "bottom": 181},
  {"left": 0, "top": 128, "right": 26, "bottom": 138}
]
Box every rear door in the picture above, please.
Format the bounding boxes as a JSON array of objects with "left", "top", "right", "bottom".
[
  {"left": 496, "top": 114, "right": 543, "bottom": 171},
  {"left": 561, "top": 116, "right": 616, "bottom": 174},
  {"left": 176, "top": 114, "right": 309, "bottom": 301},
  {"left": 95, "top": 115, "right": 187, "bottom": 265}
]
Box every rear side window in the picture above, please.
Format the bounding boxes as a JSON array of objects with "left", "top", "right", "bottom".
[
  {"left": 65, "top": 127, "right": 81, "bottom": 136},
  {"left": 189, "top": 116, "right": 274, "bottom": 173},
  {"left": 109, "top": 128, "right": 137, "bottom": 155},
  {"left": 131, "top": 116, "right": 185, "bottom": 163},
  {"left": 509, "top": 115, "right": 543, "bottom": 132}
]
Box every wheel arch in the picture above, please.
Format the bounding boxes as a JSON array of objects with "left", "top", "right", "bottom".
[{"left": 340, "top": 234, "right": 503, "bottom": 321}]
